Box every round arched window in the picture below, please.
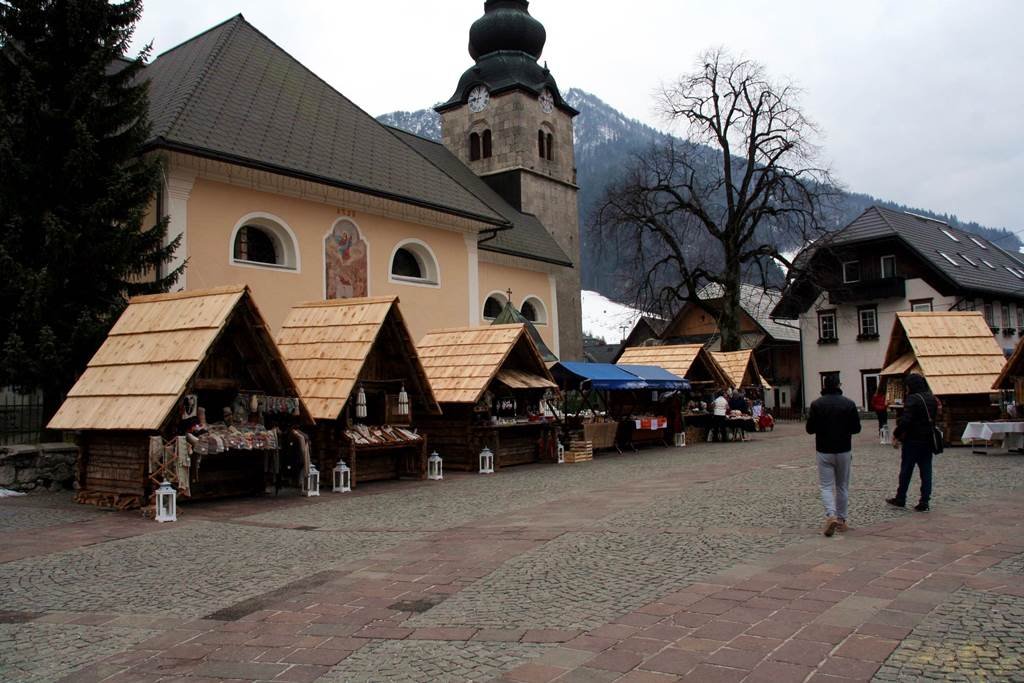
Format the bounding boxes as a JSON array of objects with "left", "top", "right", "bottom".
[
  {"left": 521, "top": 297, "right": 547, "bottom": 324},
  {"left": 392, "top": 248, "right": 422, "bottom": 279},
  {"left": 483, "top": 295, "right": 505, "bottom": 320},
  {"left": 389, "top": 241, "right": 439, "bottom": 286},
  {"left": 234, "top": 225, "right": 278, "bottom": 265},
  {"left": 230, "top": 214, "right": 298, "bottom": 270}
]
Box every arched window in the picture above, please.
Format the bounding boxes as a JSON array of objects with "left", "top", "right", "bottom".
[
  {"left": 389, "top": 240, "right": 439, "bottom": 286},
  {"left": 538, "top": 130, "right": 546, "bottom": 158},
  {"left": 470, "top": 132, "right": 481, "bottom": 161},
  {"left": 230, "top": 214, "right": 298, "bottom": 270},
  {"left": 521, "top": 297, "right": 548, "bottom": 324},
  {"left": 546, "top": 133, "right": 554, "bottom": 161},
  {"left": 482, "top": 129, "right": 492, "bottom": 158},
  {"left": 483, "top": 293, "right": 507, "bottom": 320}
]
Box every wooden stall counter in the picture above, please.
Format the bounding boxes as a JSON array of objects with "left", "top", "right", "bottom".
[
  {"left": 469, "top": 421, "right": 558, "bottom": 469},
  {"left": 344, "top": 424, "right": 427, "bottom": 486}
]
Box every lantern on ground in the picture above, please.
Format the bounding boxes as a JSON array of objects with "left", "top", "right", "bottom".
[
  {"left": 428, "top": 451, "right": 443, "bottom": 480},
  {"left": 398, "top": 384, "right": 410, "bottom": 416},
  {"left": 333, "top": 460, "right": 351, "bottom": 493},
  {"left": 356, "top": 384, "right": 367, "bottom": 420},
  {"left": 303, "top": 465, "right": 321, "bottom": 497},
  {"left": 479, "top": 446, "right": 495, "bottom": 474},
  {"left": 557, "top": 442, "right": 565, "bottom": 464},
  {"left": 674, "top": 432, "right": 687, "bottom": 448},
  {"left": 879, "top": 425, "right": 891, "bottom": 445},
  {"left": 155, "top": 480, "right": 177, "bottom": 523}
]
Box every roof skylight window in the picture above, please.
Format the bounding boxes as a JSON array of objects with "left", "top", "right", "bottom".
[
  {"left": 959, "top": 253, "right": 978, "bottom": 266},
  {"left": 970, "top": 236, "right": 988, "bottom": 249},
  {"left": 940, "top": 228, "right": 960, "bottom": 242},
  {"left": 938, "top": 252, "right": 960, "bottom": 266},
  {"left": 982, "top": 259, "right": 996, "bottom": 269},
  {"left": 1007, "top": 267, "right": 1024, "bottom": 280}
]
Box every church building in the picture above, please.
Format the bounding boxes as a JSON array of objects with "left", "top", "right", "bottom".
[{"left": 141, "top": 0, "right": 583, "bottom": 359}]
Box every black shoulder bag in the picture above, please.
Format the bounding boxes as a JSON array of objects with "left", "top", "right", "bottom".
[{"left": 917, "top": 393, "right": 944, "bottom": 454}]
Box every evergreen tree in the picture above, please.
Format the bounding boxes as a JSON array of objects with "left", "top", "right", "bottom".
[{"left": 0, "top": 0, "right": 180, "bottom": 415}]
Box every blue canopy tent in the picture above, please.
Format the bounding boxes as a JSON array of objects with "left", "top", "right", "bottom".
[
  {"left": 550, "top": 362, "right": 692, "bottom": 453},
  {"left": 550, "top": 362, "right": 690, "bottom": 392},
  {"left": 617, "top": 365, "right": 692, "bottom": 392}
]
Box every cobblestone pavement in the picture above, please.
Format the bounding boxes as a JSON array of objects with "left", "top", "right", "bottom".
[
  {"left": 988, "top": 551, "right": 1024, "bottom": 576},
  {"left": 875, "top": 589, "right": 1024, "bottom": 682},
  {"left": 0, "top": 623, "right": 156, "bottom": 682},
  {"left": 0, "top": 522, "right": 420, "bottom": 616},
  {"left": 407, "top": 530, "right": 788, "bottom": 630},
  {"left": 2, "top": 423, "right": 1024, "bottom": 682},
  {"left": 320, "top": 640, "right": 552, "bottom": 682}
]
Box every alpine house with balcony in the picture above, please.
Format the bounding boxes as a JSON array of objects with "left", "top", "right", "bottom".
[{"left": 774, "top": 206, "right": 1024, "bottom": 411}]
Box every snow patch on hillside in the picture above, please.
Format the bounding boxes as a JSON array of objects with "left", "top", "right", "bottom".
[{"left": 581, "top": 290, "right": 645, "bottom": 344}]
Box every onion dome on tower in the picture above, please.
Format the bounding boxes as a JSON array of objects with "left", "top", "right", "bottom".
[{"left": 435, "top": 0, "right": 577, "bottom": 115}]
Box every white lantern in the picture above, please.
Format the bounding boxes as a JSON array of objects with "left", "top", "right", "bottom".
[
  {"left": 333, "top": 460, "right": 351, "bottom": 492},
  {"left": 303, "top": 465, "right": 321, "bottom": 497},
  {"left": 556, "top": 442, "right": 565, "bottom": 464},
  {"left": 155, "top": 480, "right": 177, "bottom": 523},
  {"left": 356, "top": 384, "right": 367, "bottom": 420},
  {"left": 674, "top": 432, "right": 687, "bottom": 448},
  {"left": 427, "top": 451, "right": 443, "bottom": 480},
  {"left": 879, "top": 425, "right": 891, "bottom": 445},
  {"left": 479, "top": 446, "right": 495, "bottom": 474},
  {"left": 398, "top": 385, "right": 410, "bottom": 416}
]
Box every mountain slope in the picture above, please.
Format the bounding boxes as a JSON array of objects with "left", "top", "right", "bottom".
[{"left": 378, "top": 90, "right": 1021, "bottom": 301}]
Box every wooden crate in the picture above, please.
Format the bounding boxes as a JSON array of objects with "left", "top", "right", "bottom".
[{"left": 565, "top": 440, "right": 593, "bottom": 463}]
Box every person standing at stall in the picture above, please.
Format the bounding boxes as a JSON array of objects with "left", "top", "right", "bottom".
[
  {"left": 806, "top": 375, "right": 861, "bottom": 536},
  {"left": 888, "top": 373, "right": 940, "bottom": 512},
  {"left": 712, "top": 391, "right": 729, "bottom": 442},
  {"left": 871, "top": 389, "right": 889, "bottom": 435}
]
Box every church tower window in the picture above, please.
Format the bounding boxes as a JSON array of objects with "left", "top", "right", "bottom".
[
  {"left": 482, "top": 129, "right": 492, "bottom": 158},
  {"left": 470, "top": 132, "right": 481, "bottom": 161},
  {"left": 538, "top": 130, "right": 546, "bottom": 159},
  {"left": 546, "top": 133, "right": 554, "bottom": 161}
]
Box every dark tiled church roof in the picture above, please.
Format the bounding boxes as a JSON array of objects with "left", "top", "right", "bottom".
[
  {"left": 389, "top": 128, "right": 571, "bottom": 267},
  {"left": 143, "top": 15, "right": 507, "bottom": 225}
]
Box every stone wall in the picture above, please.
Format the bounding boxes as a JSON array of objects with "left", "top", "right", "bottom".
[{"left": 0, "top": 443, "right": 78, "bottom": 492}]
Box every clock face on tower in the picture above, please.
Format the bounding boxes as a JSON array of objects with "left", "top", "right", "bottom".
[
  {"left": 539, "top": 89, "right": 554, "bottom": 114},
  {"left": 468, "top": 85, "right": 490, "bottom": 113}
]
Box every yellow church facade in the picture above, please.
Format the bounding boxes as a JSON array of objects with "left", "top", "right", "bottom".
[{"left": 144, "top": 3, "right": 581, "bottom": 358}]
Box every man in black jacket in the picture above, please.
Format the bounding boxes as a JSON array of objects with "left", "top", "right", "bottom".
[
  {"left": 888, "top": 373, "right": 940, "bottom": 512},
  {"left": 806, "top": 375, "right": 862, "bottom": 536}
]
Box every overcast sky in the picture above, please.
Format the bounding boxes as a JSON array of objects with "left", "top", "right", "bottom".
[{"left": 130, "top": 0, "right": 1024, "bottom": 233}]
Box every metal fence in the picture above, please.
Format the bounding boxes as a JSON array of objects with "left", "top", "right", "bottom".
[{"left": 0, "top": 386, "right": 45, "bottom": 445}]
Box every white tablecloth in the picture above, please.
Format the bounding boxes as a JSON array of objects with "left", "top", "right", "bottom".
[{"left": 961, "top": 422, "right": 1024, "bottom": 449}]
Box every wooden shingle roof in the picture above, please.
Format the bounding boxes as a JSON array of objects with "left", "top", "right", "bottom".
[
  {"left": 49, "top": 285, "right": 306, "bottom": 430},
  {"left": 880, "top": 312, "right": 1005, "bottom": 396},
  {"left": 277, "top": 297, "right": 439, "bottom": 420},
  {"left": 711, "top": 350, "right": 771, "bottom": 389},
  {"left": 417, "top": 324, "right": 556, "bottom": 404},
  {"left": 617, "top": 343, "right": 731, "bottom": 388}
]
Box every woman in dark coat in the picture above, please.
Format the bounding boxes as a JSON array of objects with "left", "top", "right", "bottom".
[{"left": 888, "top": 373, "right": 940, "bottom": 512}]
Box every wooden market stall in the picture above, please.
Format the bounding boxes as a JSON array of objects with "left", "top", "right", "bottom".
[
  {"left": 711, "top": 349, "right": 772, "bottom": 395},
  {"left": 618, "top": 343, "right": 733, "bottom": 442},
  {"left": 277, "top": 297, "right": 440, "bottom": 488},
  {"left": 416, "top": 324, "right": 560, "bottom": 471},
  {"left": 880, "top": 311, "right": 1003, "bottom": 444},
  {"left": 993, "top": 336, "right": 1024, "bottom": 406},
  {"left": 550, "top": 362, "right": 690, "bottom": 452},
  {"left": 48, "top": 286, "right": 312, "bottom": 510}
]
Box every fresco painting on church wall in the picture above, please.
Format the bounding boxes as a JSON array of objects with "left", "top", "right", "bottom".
[{"left": 325, "top": 220, "right": 368, "bottom": 299}]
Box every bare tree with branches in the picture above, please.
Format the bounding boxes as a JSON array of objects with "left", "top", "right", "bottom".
[{"left": 598, "top": 47, "right": 840, "bottom": 351}]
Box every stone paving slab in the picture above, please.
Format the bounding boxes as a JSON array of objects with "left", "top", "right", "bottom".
[
  {"left": 0, "top": 622, "right": 157, "bottom": 682},
  {"left": 3, "top": 424, "right": 1024, "bottom": 682}
]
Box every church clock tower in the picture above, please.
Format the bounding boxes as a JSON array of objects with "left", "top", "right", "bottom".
[{"left": 436, "top": 0, "right": 583, "bottom": 359}]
